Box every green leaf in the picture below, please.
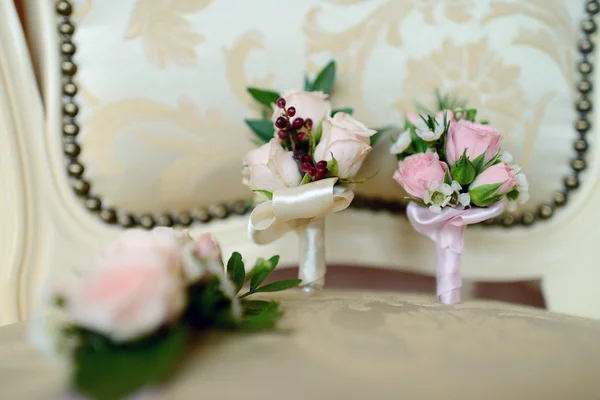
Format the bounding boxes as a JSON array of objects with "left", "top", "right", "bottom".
[
  {"left": 409, "top": 126, "right": 428, "bottom": 153},
  {"left": 245, "top": 119, "right": 274, "bottom": 144},
  {"left": 300, "top": 173, "right": 311, "bottom": 185},
  {"left": 314, "top": 120, "right": 324, "bottom": 143},
  {"left": 469, "top": 182, "right": 503, "bottom": 207},
  {"left": 237, "top": 301, "right": 283, "bottom": 332},
  {"left": 304, "top": 74, "right": 313, "bottom": 91},
  {"left": 241, "top": 299, "right": 272, "bottom": 312},
  {"left": 506, "top": 188, "right": 520, "bottom": 201},
  {"left": 252, "top": 189, "right": 273, "bottom": 200},
  {"left": 471, "top": 152, "right": 486, "bottom": 173},
  {"left": 226, "top": 252, "right": 245, "bottom": 293},
  {"left": 311, "top": 61, "right": 336, "bottom": 94},
  {"left": 74, "top": 324, "right": 189, "bottom": 400},
  {"left": 332, "top": 108, "right": 353, "bottom": 116},
  {"left": 253, "top": 279, "right": 302, "bottom": 294},
  {"left": 249, "top": 255, "right": 280, "bottom": 292},
  {"left": 247, "top": 87, "right": 280, "bottom": 108},
  {"left": 465, "top": 108, "right": 477, "bottom": 122},
  {"left": 327, "top": 153, "right": 339, "bottom": 176}
]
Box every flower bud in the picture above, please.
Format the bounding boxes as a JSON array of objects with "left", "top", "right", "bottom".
[{"left": 450, "top": 152, "right": 476, "bottom": 186}]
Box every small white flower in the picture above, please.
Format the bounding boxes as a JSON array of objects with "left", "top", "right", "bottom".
[
  {"left": 424, "top": 181, "right": 454, "bottom": 213},
  {"left": 451, "top": 180, "right": 462, "bottom": 192},
  {"left": 516, "top": 170, "right": 529, "bottom": 204},
  {"left": 500, "top": 151, "right": 514, "bottom": 164},
  {"left": 390, "top": 129, "right": 412, "bottom": 154},
  {"left": 414, "top": 117, "right": 445, "bottom": 142},
  {"left": 458, "top": 193, "right": 471, "bottom": 207}
]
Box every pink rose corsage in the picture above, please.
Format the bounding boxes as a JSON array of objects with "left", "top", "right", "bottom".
[
  {"left": 29, "top": 228, "right": 300, "bottom": 399},
  {"left": 391, "top": 97, "right": 529, "bottom": 304}
]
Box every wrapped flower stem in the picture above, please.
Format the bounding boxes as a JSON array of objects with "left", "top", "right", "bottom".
[{"left": 407, "top": 201, "right": 504, "bottom": 304}]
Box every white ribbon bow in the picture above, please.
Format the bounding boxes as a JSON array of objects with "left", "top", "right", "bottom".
[{"left": 248, "top": 178, "right": 354, "bottom": 244}]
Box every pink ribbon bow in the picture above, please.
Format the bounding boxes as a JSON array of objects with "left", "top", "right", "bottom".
[{"left": 406, "top": 202, "right": 504, "bottom": 304}]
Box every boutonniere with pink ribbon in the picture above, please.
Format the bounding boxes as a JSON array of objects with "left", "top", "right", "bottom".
[
  {"left": 29, "top": 228, "right": 300, "bottom": 400},
  {"left": 243, "top": 61, "right": 379, "bottom": 293},
  {"left": 391, "top": 94, "right": 529, "bottom": 304}
]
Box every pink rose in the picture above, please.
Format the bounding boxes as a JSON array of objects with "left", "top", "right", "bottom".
[
  {"left": 102, "top": 227, "right": 182, "bottom": 270},
  {"left": 393, "top": 151, "right": 449, "bottom": 200},
  {"left": 313, "top": 113, "right": 376, "bottom": 179},
  {"left": 65, "top": 229, "right": 186, "bottom": 342},
  {"left": 446, "top": 120, "right": 501, "bottom": 166},
  {"left": 272, "top": 90, "right": 331, "bottom": 132},
  {"left": 469, "top": 162, "right": 518, "bottom": 207},
  {"left": 181, "top": 233, "right": 224, "bottom": 283},
  {"left": 242, "top": 139, "right": 302, "bottom": 191}
]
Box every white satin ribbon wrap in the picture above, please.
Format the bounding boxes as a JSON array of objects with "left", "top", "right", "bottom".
[
  {"left": 406, "top": 202, "right": 504, "bottom": 305},
  {"left": 248, "top": 178, "right": 354, "bottom": 287}
]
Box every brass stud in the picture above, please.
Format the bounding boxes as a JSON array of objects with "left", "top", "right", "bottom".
[
  {"left": 500, "top": 214, "right": 515, "bottom": 227},
  {"left": 72, "top": 179, "right": 90, "bottom": 196},
  {"left": 571, "top": 158, "right": 586, "bottom": 172},
  {"left": 56, "top": 1, "right": 73, "bottom": 16},
  {"left": 564, "top": 175, "right": 579, "bottom": 190},
  {"left": 210, "top": 204, "right": 229, "bottom": 219},
  {"left": 85, "top": 196, "right": 101, "bottom": 211},
  {"left": 575, "top": 119, "right": 590, "bottom": 133},
  {"left": 63, "top": 123, "right": 79, "bottom": 136},
  {"left": 100, "top": 208, "right": 117, "bottom": 224},
  {"left": 521, "top": 212, "right": 535, "bottom": 226},
  {"left": 587, "top": 1, "right": 600, "bottom": 15},
  {"left": 63, "top": 102, "right": 79, "bottom": 117},
  {"left": 582, "top": 19, "right": 597, "bottom": 34},
  {"left": 140, "top": 215, "right": 155, "bottom": 229},
  {"left": 482, "top": 217, "right": 497, "bottom": 226},
  {"left": 63, "top": 82, "right": 78, "bottom": 96},
  {"left": 61, "top": 41, "right": 76, "bottom": 56},
  {"left": 579, "top": 61, "right": 593, "bottom": 74},
  {"left": 577, "top": 99, "right": 592, "bottom": 113},
  {"left": 156, "top": 214, "right": 174, "bottom": 227},
  {"left": 231, "top": 200, "right": 248, "bottom": 215},
  {"left": 192, "top": 208, "right": 211, "bottom": 223},
  {"left": 67, "top": 161, "right": 84, "bottom": 177},
  {"left": 538, "top": 204, "right": 553, "bottom": 220},
  {"left": 58, "top": 21, "right": 75, "bottom": 36},
  {"left": 574, "top": 138, "right": 588, "bottom": 152},
  {"left": 61, "top": 61, "right": 77, "bottom": 76},
  {"left": 176, "top": 212, "right": 193, "bottom": 226},
  {"left": 118, "top": 214, "right": 136, "bottom": 228},
  {"left": 553, "top": 191, "right": 568, "bottom": 207},
  {"left": 577, "top": 80, "right": 593, "bottom": 93},
  {"left": 63, "top": 142, "right": 80, "bottom": 157}
]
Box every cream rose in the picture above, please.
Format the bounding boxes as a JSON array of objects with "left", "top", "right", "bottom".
[
  {"left": 272, "top": 90, "right": 331, "bottom": 132},
  {"left": 242, "top": 139, "right": 302, "bottom": 191},
  {"left": 313, "top": 113, "right": 377, "bottom": 179}
]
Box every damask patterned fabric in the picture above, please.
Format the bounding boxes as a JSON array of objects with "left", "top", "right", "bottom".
[
  {"left": 69, "top": 0, "right": 581, "bottom": 214},
  {"left": 2, "top": 291, "right": 600, "bottom": 399}
]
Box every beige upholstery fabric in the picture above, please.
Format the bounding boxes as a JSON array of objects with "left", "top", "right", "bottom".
[
  {"left": 3, "top": 291, "right": 600, "bottom": 399},
  {"left": 67, "top": 0, "right": 581, "bottom": 213}
]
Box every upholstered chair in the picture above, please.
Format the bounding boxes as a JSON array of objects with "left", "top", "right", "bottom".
[{"left": 1, "top": 0, "right": 599, "bottom": 325}]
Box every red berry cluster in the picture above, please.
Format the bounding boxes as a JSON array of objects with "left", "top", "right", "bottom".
[{"left": 275, "top": 97, "right": 328, "bottom": 181}]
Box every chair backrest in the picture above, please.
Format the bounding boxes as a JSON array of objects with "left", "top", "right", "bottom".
[{"left": 3, "top": 0, "right": 598, "bottom": 323}]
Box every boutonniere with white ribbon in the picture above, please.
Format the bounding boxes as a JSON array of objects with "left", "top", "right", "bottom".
[
  {"left": 243, "top": 61, "right": 379, "bottom": 293},
  {"left": 29, "top": 228, "right": 300, "bottom": 400},
  {"left": 391, "top": 93, "right": 529, "bottom": 304}
]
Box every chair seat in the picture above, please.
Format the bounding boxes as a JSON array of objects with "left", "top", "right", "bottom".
[{"left": 2, "top": 290, "right": 599, "bottom": 399}]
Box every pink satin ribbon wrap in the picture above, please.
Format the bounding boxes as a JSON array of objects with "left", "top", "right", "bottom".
[{"left": 406, "top": 202, "right": 504, "bottom": 305}]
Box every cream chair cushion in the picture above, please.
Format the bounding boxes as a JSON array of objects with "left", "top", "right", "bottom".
[{"left": 2, "top": 291, "right": 600, "bottom": 399}]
